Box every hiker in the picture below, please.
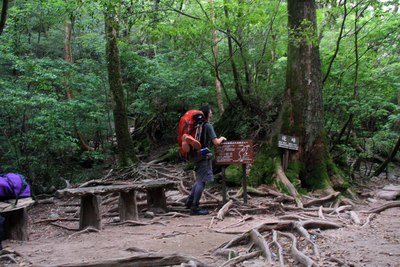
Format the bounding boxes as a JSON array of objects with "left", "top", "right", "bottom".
[{"left": 185, "top": 105, "right": 226, "bottom": 215}]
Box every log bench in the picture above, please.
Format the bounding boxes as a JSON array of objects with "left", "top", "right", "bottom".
[
  {"left": 55, "top": 178, "right": 177, "bottom": 230},
  {"left": 0, "top": 197, "right": 35, "bottom": 241}
]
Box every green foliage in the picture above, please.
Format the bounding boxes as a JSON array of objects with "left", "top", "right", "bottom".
[
  {"left": 285, "top": 161, "right": 302, "bottom": 190},
  {"left": 248, "top": 146, "right": 280, "bottom": 186},
  {"left": 224, "top": 165, "right": 242, "bottom": 186},
  {"left": 0, "top": 0, "right": 398, "bottom": 194}
]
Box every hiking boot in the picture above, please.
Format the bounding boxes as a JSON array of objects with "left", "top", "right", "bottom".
[
  {"left": 185, "top": 197, "right": 193, "bottom": 209},
  {"left": 190, "top": 207, "right": 209, "bottom": 216}
]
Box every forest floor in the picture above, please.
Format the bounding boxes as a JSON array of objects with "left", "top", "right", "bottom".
[{"left": 1, "top": 160, "right": 400, "bottom": 267}]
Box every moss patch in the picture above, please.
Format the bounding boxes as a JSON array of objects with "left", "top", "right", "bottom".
[
  {"left": 224, "top": 164, "right": 243, "bottom": 186},
  {"left": 248, "top": 145, "right": 280, "bottom": 186}
]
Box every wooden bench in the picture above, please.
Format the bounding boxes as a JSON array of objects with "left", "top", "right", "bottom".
[
  {"left": 55, "top": 178, "right": 177, "bottom": 230},
  {"left": 0, "top": 197, "right": 35, "bottom": 241}
]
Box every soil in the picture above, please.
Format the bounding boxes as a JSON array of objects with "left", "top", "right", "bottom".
[{"left": 1, "top": 164, "right": 400, "bottom": 267}]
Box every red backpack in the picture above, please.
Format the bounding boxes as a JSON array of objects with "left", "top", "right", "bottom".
[{"left": 178, "top": 110, "right": 205, "bottom": 158}]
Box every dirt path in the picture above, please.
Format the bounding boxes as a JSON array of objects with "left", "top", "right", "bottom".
[{"left": 2, "top": 170, "right": 400, "bottom": 266}]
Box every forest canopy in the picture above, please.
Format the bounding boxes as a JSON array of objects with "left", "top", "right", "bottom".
[{"left": 0, "top": 0, "right": 398, "bottom": 194}]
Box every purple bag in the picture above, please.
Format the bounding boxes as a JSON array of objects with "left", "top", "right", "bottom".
[{"left": 0, "top": 173, "right": 31, "bottom": 203}]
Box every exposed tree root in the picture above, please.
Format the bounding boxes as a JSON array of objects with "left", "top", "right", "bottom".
[
  {"left": 50, "top": 222, "right": 79, "bottom": 231},
  {"left": 303, "top": 192, "right": 340, "bottom": 208},
  {"left": 249, "top": 229, "right": 272, "bottom": 263},
  {"left": 0, "top": 254, "right": 17, "bottom": 264},
  {"left": 68, "top": 227, "right": 99, "bottom": 239},
  {"left": 275, "top": 165, "right": 303, "bottom": 207},
  {"left": 271, "top": 230, "right": 285, "bottom": 267},
  {"left": 364, "top": 201, "right": 400, "bottom": 214},
  {"left": 278, "top": 231, "right": 319, "bottom": 267},
  {"left": 219, "top": 251, "right": 262, "bottom": 267},
  {"left": 34, "top": 217, "right": 79, "bottom": 224},
  {"left": 155, "top": 230, "right": 194, "bottom": 239},
  {"left": 216, "top": 200, "right": 233, "bottom": 220},
  {"left": 293, "top": 221, "right": 319, "bottom": 256}
]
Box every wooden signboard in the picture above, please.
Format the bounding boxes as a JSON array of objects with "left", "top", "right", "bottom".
[
  {"left": 278, "top": 134, "right": 299, "bottom": 171},
  {"left": 215, "top": 140, "right": 254, "bottom": 165},
  {"left": 215, "top": 140, "right": 254, "bottom": 205},
  {"left": 278, "top": 134, "right": 299, "bottom": 151}
]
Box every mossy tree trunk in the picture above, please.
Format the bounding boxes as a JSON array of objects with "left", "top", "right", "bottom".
[
  {"left": 279, "top": 0, "right": 332, "bottom": 189},
  {"left": 105, "top": 8, "right": 137, "bottom": 167}
]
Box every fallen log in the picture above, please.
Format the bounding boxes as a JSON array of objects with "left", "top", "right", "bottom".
[{"left": 42, "top": 253, "right": 209, "bottom": 267}]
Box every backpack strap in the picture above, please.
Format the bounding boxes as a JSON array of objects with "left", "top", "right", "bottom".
[{"left": 200, "top": 122, "right": 208, "bottom": 148}]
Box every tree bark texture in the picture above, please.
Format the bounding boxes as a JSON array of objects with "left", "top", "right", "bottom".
[
  {"left": 283, "top": 0, "right": 329, "bottom": 187},
  {"left": 210, "top": 0, "right": 224, "bottom": 115},
  {"left": 105, "top": 12, "right": 137, "bottom": 166},
  {"left": 0, "top": 0, "right": 9, "bottom": 35},
  {"left": 80, "top": 195, "right": 102, "bottom": 230},
  {"left": 64, "top": 17, "right": 74, "bottom": 64}
]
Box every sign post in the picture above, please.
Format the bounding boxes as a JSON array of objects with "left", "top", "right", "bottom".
[
  {"left": 277, "top": 134, "right": 299, "bottom": 171},
  {"left": 215, "top": 140, "right": 254, "bottom": 204}
]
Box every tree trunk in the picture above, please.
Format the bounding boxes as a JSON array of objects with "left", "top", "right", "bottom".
[
  {"left": 0, "top": 0, "right": 9, "bottom": 35},
  {"left": 64, "top": 17, "right": 74, "bottom": 64},
  {"left": 105, "top": 10, "right": 137, "bottom": 166},
  {"left": 281, "top": 0, "right": 331, "bottom": 189},
  {"left": 210, "top": 0, "right": 224, "bottom": 116}
]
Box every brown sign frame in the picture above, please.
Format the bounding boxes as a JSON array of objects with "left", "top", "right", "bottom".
[{"left": 215, "top": 140, "right": 254, "bottom": 165}]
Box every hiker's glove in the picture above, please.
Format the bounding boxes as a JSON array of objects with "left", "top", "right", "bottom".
[{"left": 200, "top": 148, "right": 211, "bottom": 156}]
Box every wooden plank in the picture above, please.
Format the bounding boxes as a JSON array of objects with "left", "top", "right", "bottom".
[
  {"left": 56, "top": 179, "right": 176, "bottom": 198},
  {"left": 0, "top": 197, "right": 35, "bottom": 212}
]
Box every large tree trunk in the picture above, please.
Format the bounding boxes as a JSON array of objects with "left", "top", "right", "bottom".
[
  {"left": 280, "top": 0, "right": 331, "bottom": 189},
  {"left": 0, "top": 0, "right": 9, "bottom": 35},
  {"left": 105, "top": 10, "right": 137, "bottom": 166},
  {"left": 210, "top": 0, "right": 224, "bottom": 116}
]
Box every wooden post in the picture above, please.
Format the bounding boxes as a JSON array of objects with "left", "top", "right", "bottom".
[
  {"left": 80, "top": 194, "right": 102, "bottom": 230},
  {"left": 283, "top": 149, "right": 289, "bottom": 171},
  {"left": 146, "top": 187, "right": 167, "bottom": 213},
  {"left": 3, "top": 208, "right": 29, "bottom": 241},
  {"left": 242, "top": 164, "right": 247, "bottom": 204},
  {"left": 119, "top": 190, "right": 138, "bottom": 221},
  {"left": 221, "top": 166, "right": 227, "bottom": 203}
]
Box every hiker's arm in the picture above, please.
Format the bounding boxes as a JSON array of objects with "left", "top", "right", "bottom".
[{"left": 212, "top": 136, "right": 226, "bottom": 146}]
